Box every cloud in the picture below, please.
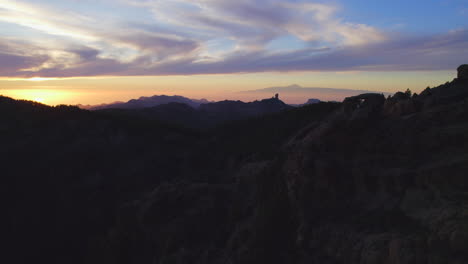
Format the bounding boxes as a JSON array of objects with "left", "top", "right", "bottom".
[
  {"left": 0, "top": 40, "right": 49, "bottom": 75},
  {"left": 0, "top": 53, "right": 48, "bottom": 75},
  {"left": 172, "top": 29, "right": 468, "bottom": 73},
  {"left": 70, "top": 48, "right": 100, "bottom": 60},
  {"left": 128, "top": 0, "right": 385, "bottom": 49},
  {"left": 0, "top": 0, "right": 466, "bottom": 78},
  {"left": 114, "top": 33, "right": 200, "bottom": 58}
]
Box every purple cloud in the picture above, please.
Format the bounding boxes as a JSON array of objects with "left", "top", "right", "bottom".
[
  {"left": 0, "top": 53, "right": 48, "bottom": 75},
  {"left": 2, "top": 29, "right": 468, "bottom": 78},
  {"left": 69, "top": 47, "right": 100, "bottom": 60},
  {"left": 115, "top": 33, "right": 199, "bottom": 57},
  {"left": 0, "top": 1, "right": 467, "bottom": 78}
]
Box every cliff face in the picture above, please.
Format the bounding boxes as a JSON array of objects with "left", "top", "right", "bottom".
[{"left": 271, "top": 76, "right": 468, "bottom": 263}]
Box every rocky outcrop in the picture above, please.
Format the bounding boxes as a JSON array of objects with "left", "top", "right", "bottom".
[
  {"left": 343, "top": 93, "right": 385, "bottom": 119},
  {"left": 272, "top": 66, "right": 468, "bottom": 264},
  {"left": 416, "top": 68, "right": 468, "bottom": 109},
  {"left": 458, "top": 64, "right": 468, "bottom": 79}
]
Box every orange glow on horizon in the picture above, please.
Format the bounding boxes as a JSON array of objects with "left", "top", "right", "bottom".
[
  {"left": 27, "top": 77, "right": 60, "bottom": 82},
  {"left": 1, "top": 89, "right": 75, "bottom": 105},
  {"left": 0, "top": 70, "right": 456, "bottom": 105}
]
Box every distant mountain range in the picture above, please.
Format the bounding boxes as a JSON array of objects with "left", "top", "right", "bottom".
[
  {"left": 240, "top": 84, "right": 390, "bottom": 103},
  {"left": 75, "top": 85, "right": 392, "bottom": 128},
  {"left": 81, "top": 95, "right": 211, "bottom": 110},
  {"left": 289, "top": 98, "right": 323, "bottom": 107},
  {"left": 80, "top": 85, "right": 389, "bottom": 111},
  {"left": 96, "top": 97, "right": 293, "bottom": 129}
]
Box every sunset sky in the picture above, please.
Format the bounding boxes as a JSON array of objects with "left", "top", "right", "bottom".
[{"left": 0, "top": 0, "right": 467, "bottom": 105}]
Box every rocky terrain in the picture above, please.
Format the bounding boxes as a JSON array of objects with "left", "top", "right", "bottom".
[{"left": 2, "top": 65, "right": 468, "bottom": 264}]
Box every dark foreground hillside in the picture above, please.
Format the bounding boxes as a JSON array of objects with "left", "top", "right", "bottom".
[{"left": 2, "top": 65, "right": 468, "bottom": 264}]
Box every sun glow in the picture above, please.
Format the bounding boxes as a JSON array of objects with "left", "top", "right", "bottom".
[
  {"left": 1, "top": 89, "right": 74, "bottom": 105},
  {"left": 26, "top": 77, "right": 59, "bottom": 82},
  {"left": 33, "top": 97, "right": 45, "bottom": 103}
]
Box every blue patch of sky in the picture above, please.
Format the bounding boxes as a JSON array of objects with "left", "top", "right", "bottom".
[
  {"left": 340, "top": 0, "right": 468, "bottom": 33},
  {"left": 0, "top": 21, "right": 51, "bottom": 39},
  {"left": 266, "top": 35, "right": 306, "bottom": 52},
  {"left": 204, "top": 38, "right": 237, "bottom": 54},
  {"left": 36, "top": 0, "right": 155, "bottom": 23}
]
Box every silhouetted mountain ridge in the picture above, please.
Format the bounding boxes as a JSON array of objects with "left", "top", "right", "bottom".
[
  {"left": 2, "top": 65, "right": 468, "bottom": 264},
  {"left": 238, "top": 84, "right": 391, "bottom": 103},
  {"left": 97, "top": 96, "right": 292, "bottom": 129},
  {"left": 84, "top": 94, "right": 211, "bottom": 110}
]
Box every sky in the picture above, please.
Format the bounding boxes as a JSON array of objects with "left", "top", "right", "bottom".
[{"left": 0, "top": 0, "right": 467, "bottom": 105}]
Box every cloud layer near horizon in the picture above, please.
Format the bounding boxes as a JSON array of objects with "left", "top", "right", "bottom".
[{"left": 0, "top": 0, "right": 467, "bottom": 78}]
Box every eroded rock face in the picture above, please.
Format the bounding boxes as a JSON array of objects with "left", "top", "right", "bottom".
[
  {"left": 343, "top": 93, "right": 385, "bottom": 119},
  {"left": 276, "top": 72, "right": 468, "bottom": 264},
  {"left": 457, "top": 64, "right": 468, "bottom": 79}
]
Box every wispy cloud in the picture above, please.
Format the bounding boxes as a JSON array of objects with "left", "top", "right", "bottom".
[
  {"left": 127, "top": 0, "right": 386, "bottom": 48},
  {"left": 0, "top": 0, "right": 466, "bottom": 78}
]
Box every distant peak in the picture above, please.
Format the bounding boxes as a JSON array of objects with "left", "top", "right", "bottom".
[{"left": 287, "top": 84, "right": 302, "bottom": 89}]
